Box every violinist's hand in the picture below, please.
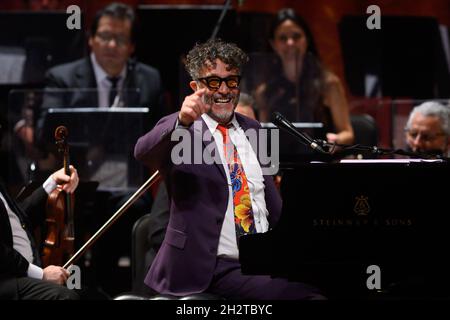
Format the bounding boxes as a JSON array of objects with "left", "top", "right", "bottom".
[
  {"left": 43, "top": 265, "right": 69, "bottom": 285},
  {"left": 52, "top": 165, "right": 79, "bottom": 194},
  {"left": 178, "top": 88, "right": 210, "bottom": 127}
]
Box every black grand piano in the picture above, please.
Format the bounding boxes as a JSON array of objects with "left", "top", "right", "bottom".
[{"left": 239, "top": 161, "right": 450, "bottom": 299}]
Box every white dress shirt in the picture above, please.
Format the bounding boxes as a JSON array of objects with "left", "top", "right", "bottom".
[
  {"left": 90, "top": 53, "right": 126, "bottom": 108},
  {"left": 202, "top": 114, "right": 269, "bottom": 260}
]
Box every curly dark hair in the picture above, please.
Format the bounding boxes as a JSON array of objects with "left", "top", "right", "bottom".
[{"left": 185, "top": 39, "right": 249, "bottom": 80}]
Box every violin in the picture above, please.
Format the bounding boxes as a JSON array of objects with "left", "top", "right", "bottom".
[
  {"left": 38, "top": 127, "right": 160, "bottom": 269},
  {"left": 42, "top": 126, "right": 75, "bottom": 267}
]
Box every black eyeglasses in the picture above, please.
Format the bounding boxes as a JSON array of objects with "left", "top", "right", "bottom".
[
  {"left": 95, "top": 32, "right": 130, "bottom": 47},
  {"left": 197, "top": 75, "right": 241, "bottom": 90},
  {"left": 405, "top": 129, "right": 446, "bottom": 142}
]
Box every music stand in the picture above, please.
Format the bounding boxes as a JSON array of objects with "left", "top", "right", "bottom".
[{"left": 261, "top": 122, "right": 326, "bottom": 165}]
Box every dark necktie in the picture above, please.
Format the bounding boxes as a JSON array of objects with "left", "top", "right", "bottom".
[
  {"left": 217, "top": 124, "right": 257, "bottom": 241},
  {"left": 107, "top": 76, "right": 120, "bottom": 107}
]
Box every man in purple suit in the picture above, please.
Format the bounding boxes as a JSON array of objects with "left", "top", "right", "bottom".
[{"left": 134, "top": 39, "right": 323, "bottom": 300}]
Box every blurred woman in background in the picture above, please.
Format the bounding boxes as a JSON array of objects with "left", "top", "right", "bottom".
[{"left": 255, "top": 8, "right": 354, "bottom": 145}]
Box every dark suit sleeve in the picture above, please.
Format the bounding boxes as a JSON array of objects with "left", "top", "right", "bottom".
[
  {"left": 131, "top": 63, "right": 167, "bottom": 127},
  {"left": 134, "top": 112, "right": 180, "bottom": 173},
  {"left": 0, "top": 243, "right": 29, "bottom": 277},
  {"left": 147, "top": 182, "right": 170, "bottom": 251},
  {"left": 41, "top": 66, "right": 70, "bottom": 110},
  {"left": 0, "top": 185, "right": 47, "bottom": 276},
  {"left": 45, "top": 67, "right": 69, "bottom": 88},
  {"left": 18, "top": 186, "right": 48, "bottom": 229},
  {"left": 0, "top": 200, "right": 30, "bottom": 277}
]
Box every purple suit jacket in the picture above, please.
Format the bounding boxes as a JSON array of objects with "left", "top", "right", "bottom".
[{"left": 134, "top": 112, "right": 282, "bottom": 296}]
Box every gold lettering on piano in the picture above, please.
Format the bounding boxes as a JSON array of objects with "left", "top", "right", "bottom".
[
  {"left": 313, "top": 218, "right": 371, "bottom": 227},
  {"left": 354, "top": 196, "right": 370, "bottom": 216},
  {"left": 312, "top": 218, "right": 413, "bottom": 228},
  {"left": 384, "top": 219, "right": 413, "bottom": 226}
]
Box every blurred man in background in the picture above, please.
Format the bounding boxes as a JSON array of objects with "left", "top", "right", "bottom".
[{"left": 405, "top": 101, "right": 449, "bottom": 157}]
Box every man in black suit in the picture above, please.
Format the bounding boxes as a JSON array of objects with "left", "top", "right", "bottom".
[
  {"left": 41, "top": 2, "right": 164, "bottom": 116},
  {"left": 17, "top": 2, "right": 164, "bottom": 152},
  {"left": 0, "top": 166, "right": 79, "bottom": 299},
  {"left": 36, "top": 3, "right": 164, "bottom": 187}
]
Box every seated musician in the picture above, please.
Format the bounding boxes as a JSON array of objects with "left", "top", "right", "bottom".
[
  {"left": 235, "top": 92, "right": 257, "bottom": 120},
  {"left": 0, "top": 165, "right": 79, "bottom": 300},
  {"left": 404, "top": 101, "right": 449, "bottom": 157},
  {"left": 134, "top": 38, "right": 324, "bottom": 300}
]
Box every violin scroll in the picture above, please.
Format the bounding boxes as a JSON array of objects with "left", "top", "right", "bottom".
[{"left": 41, "top": 125, "right": 75, "bottom": 267}]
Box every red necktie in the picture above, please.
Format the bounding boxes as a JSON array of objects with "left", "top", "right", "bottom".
[{"left": 217, "top": 124, "right": 256, "bottom": 238}]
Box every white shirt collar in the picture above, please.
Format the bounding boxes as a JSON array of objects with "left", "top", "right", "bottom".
[
  {"left": 202, "top": 112, "right": 239, "bottom": 135},
  {"left": 90, "top": 53, "right": 127, "bottom": 85}
]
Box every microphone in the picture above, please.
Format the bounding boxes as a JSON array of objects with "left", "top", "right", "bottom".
[{"left": 272, "top": 112, "right": 327, "bottom": 154}]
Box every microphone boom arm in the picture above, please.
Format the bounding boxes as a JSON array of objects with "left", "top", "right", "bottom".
[{"left": 272, "top": 112, "right": 327, "bottom": 154}]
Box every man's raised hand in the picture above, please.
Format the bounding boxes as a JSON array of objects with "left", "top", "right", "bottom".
[{"left": 178, "top": 89, "right": 210, "bottom": 126}]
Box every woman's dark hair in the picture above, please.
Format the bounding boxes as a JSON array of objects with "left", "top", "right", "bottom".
[
  {"left": 90, "top": 2, "right": 137, "bottom": 43},
  {"left": 265, "top": 8, "right": 328, "bottom": 126},
  {"left": 269, "top": 8, "right": 319, "bottom": 58}
]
